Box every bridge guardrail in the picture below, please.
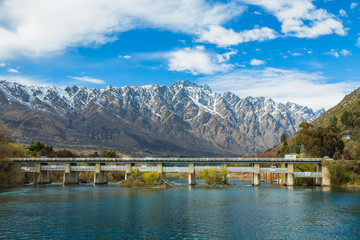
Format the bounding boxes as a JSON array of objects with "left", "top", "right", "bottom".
[{"left": 12, "top": 157, "right": 323, "bottom": 163}]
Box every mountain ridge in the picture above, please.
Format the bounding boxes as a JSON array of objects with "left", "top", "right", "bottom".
[{"left": 0, "top": 80, "right": 324, "bottom": 157}]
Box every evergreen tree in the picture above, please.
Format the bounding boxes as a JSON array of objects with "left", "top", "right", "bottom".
[
  {"left": 330, "top": 116, "right": 338, "bottom": 129},
  {"left": 341, "top": 111, "right": 353, "bottom": 128}
]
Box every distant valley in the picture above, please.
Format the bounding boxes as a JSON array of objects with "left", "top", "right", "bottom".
[{"left": 0, "top": 80, "right": 324, "bottom": 157}]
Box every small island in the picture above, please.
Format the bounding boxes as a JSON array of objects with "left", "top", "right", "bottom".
[
  {"left": 118, "top": 169, "right": 171, "bottom": 188},
  {"left": 202, "top": 168, "right": 229, "bottom": 187}
]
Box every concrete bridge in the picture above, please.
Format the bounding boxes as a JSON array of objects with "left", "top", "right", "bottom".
[{"left": 13, "top": 157, "right": 330, "bottom": 186}]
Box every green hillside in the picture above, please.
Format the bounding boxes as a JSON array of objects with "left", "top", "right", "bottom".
[{"left": 312, "top": 87, "right": 360, "bottom": 160}]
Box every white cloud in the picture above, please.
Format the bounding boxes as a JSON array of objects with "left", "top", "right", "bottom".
[
  {"left": 0, "top": 0, "right": 347, "bottom": 60},
  {"left": 356, "top": 37, "right": 360, "bottom": 47},
  {"left": 324, "top": 49, "right": 340, "bottom": 58},
  {"left": 340, "top": 49, "right": 351, "bottom": 56},
  {"left": 7, "top": 68, "right": 20, "bottom": 73},
  {"left": 0, "top": 63, "right": 5, "bottom": 67},
  {"left": 339, "top": 9, "right": 348, "bottom": 17},
  {"left": 119, "top": 55, "right": 131, "bottom": 59},
  {"left": 198, "top": 67, "right": 357, "bottom": 110},
  {"left": 288, "top": 51, "right": 303, "bottom": 57},
  {"left": 242, "top": 0, "right": 346, "bottom": 38},
  {"left": 351, "top": 3, "right": 359, "bottom": 10},
  {"left": 197, "top": 25, "right": 277, "bottom": 47},
  {"left": 217, "top": 50, "right": 237, "bottom": 63},
  {"left": 0, "top": 0, "right": 244, "bottom": 59},
  {"left": 166, "top": 46, "right": 233, "bottom": 75},
  {"left": 250, "top": 59, "right": 265, "bottom": 66},
  {"left": 324, "top": 49, "right": 351, "bottom": 57},
  {"left": 68, "top": 76, "right": 105, "bottom": 84},
  {"left": 0, "top": 75, "right": 50, "bottom": 87},
  {"left": 195, "top": 46, "right": 205, "bottom": 50}
]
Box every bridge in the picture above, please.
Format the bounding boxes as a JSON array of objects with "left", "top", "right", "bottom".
[{"left": 13, "top": 157, "right": 330, "bottom": 186}]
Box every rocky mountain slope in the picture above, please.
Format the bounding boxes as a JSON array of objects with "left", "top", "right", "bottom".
[
  {"left": 313, "top": 87, "right": 360, "bottom": 128},
  {"left": 0, "top": 80, "right": 324, "bottom": 157}
]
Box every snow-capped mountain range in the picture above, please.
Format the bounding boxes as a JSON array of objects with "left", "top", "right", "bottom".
[{"left": 0, "top": 80, "right": 324, "bottom": 156}]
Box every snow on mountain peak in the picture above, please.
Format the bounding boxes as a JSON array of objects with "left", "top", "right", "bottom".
[{"left": 0, "top": 79, "right": 322, "bottom": 128}]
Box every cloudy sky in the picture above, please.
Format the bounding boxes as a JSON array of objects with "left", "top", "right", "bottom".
[{"left": 0, "top": 0, "right": 359, "bottom": 110}]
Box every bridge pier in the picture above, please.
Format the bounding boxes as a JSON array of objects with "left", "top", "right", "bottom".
[
  {"left": 252, "top": 163, "right": 260, "bottom": 186},
  {"left": 94, "top": 163, "right": 108, "bottom": 185},
  {"left": 188, "top": 163, "right": 196, "bottom": 185},
  {"left": 157, "top": 163, "right": 165, "bottom": 180},
  {"left": 285, "top": 164, "right": 294, "bottom": 186},
  {"left": 33, "top": 163, "right": 51, "bottom": 184},
  {"left": 316, "top": 162, "right": 330, "bottom": 186},
  {"left": 63, "top": 163, "right": 79, "bottom": 185},
  {"left": 125, "top": 163, "right": 134, "bottom": 180},
  {"left": 316, "top": 164, "right": 322, "bottom": 186}
]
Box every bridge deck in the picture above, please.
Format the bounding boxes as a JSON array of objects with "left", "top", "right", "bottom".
[{"left": 13, "top": 157, "right": 322, "bottom": 164}]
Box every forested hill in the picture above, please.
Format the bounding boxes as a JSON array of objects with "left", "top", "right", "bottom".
[
  {"left": 311, "top": 87, "right": 360, "bottom": 160},
  {"left": 256, "top": 87, "right": 360, "bottom": 160}
]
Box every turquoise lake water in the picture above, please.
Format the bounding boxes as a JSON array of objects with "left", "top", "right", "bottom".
[{"left": 1, "top": 179, "right": 360, "bottom": 239}]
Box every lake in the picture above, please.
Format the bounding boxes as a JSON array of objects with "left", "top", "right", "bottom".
[{"left": 1, "top": 179, "right": 360, "bottom": 239}]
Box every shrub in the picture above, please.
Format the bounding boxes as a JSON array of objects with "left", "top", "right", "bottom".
[
  {"left": 327, "top": 160, "right": 360, "bottom": 187},
  {"left": 141, "top": 172, "right": 162, "bottom": 185},
  {"left": 202, "top": 168, "right": 228, "bottom": 186},
  {"left": 27, "top": 140, "right": 53, "bottom": 156},
  {"left": 119, "top": 170, "right": 164, "bottom": 187}
]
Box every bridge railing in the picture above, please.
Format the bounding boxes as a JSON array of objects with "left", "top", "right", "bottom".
[
  {"left": 71, "top": 166, "right": 95, "bottom": 171},
  {"left": 21, "top": 166, "right": 35, "bottom": 172},
  {"left": 41, "top": 165, "right": 65, "bottom": 171},
  {"left": 163, "top": 167, "right": 189, "bottom": 173},
  {"left": 294, "top": 172, "right": 322, "bottom": 178},
  {"left": 260, "top": 168, "right": 288, "bottom": 173},
  {"left": 101, "top": 165, "right": 126, "bottom": 171},
  {"left": 226, "top": 167, "right": 254, "bottom": 173},
  {"left": 12, "top": 157, "right": 323, "bottom": 163}
]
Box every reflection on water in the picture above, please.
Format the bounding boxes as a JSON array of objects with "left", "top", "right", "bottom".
[{"left": 0, "top": 180, "right": 360, "bottom": 239}]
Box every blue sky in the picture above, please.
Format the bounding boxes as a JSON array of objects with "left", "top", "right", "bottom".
[{"left": 0, "top": 0, "right": 359, "bottom": 110}]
